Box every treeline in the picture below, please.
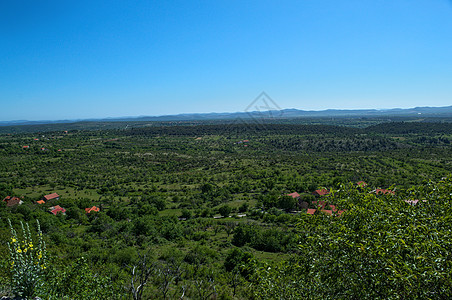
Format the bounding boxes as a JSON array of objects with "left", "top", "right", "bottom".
[
  {"left": 127, "top": 123, "right": 362, "bottom": 137},
  {"left": 366, "top": 121, "right": 452, "bottom": 134}
]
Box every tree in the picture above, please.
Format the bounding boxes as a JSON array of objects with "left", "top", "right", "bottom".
[
  {"left": 129, "top": 252, "right": 153, "bottom": 300},
  {"left": 224, "top": 248, "right": 254, "bottom": 279},
  {"left": 232, "top": 224, "right": 259, "bottom": 247},
  {"left": 181, "top": 209, "right": 192, "bottom": 219},
  {"left": 223, "top": 221, "right": 237, "bottom": 237},
  {"left": 219, "top": 205, "right": 232, "bottom": 218},
  {"left": 238, "top": 202, "right": 249, "bottom": 213},
  {"left": 277, "top": 195, "right": 296, "bottom": 211}
]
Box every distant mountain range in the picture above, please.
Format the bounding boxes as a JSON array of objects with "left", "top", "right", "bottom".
[{"left": 1, "top": 105, "right": 452, "bottom": 126}]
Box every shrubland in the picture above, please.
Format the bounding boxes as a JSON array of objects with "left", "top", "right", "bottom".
[{"left": 0, "top": 121, "right": 451, "bottom": 299}]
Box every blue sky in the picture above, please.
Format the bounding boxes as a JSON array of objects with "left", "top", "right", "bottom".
[{"left": 1, "top": 0, "right": 452, "bottom": 121}]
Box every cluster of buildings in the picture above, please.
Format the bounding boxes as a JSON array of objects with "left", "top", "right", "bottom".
[
  {"left": 286, "top": 181, "right": 398, "bottom": 216},
  {"left": 2, "top": 192, "right": 100, "bottom": 216}
]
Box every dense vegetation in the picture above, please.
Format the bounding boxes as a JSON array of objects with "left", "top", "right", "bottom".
[{"left": 0, "top": 120, "right": 451, "bottom": 299}]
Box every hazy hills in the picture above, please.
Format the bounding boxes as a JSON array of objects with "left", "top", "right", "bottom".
[{"left": 1, "top": 105, "right": 452, "bottom": 127}]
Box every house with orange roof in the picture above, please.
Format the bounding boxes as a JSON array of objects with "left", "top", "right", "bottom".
[
  {"left": 85, "top": 206, "right": 100, "bottom": 214},
  {"left": 286, "top": 192, "right": 300, "bottom": 199},
  {"left": 313, "top": 189, "right": 329, "bottom": 197},
  {"left": 306, "top": 206, "right": 346, "bottom": 217},
  {"left": 321, "top": 209, "right": 333, "bottom": 216},
  {"left": 375, "top": 189, "right": 395, "bottom": 195},
  {"left": 42, "top": 193, "right": 60, "bottom": 201},
  {"left": 312, "top": 200, "right": 326, "bottom": 209},
  {"left": 357, "top": 181, "right": 367, "bottom": 187}
]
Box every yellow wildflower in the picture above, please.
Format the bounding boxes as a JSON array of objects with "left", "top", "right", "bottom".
[
  {"left": 23, "top": 248, "right": 27, "bottom": 253},
  {"left": 29, "top": 243, "right": 33, "bottom": 248},
  {"left": 17, "top": 249, "right": 22, "bottom": 253}
]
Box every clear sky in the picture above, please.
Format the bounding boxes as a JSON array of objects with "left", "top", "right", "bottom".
[{"left": 1, "top": 0, "right": 452, "bottom": 121}]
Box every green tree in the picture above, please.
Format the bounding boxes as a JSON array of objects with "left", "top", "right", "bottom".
[
  {"left": 277, "top": 195, "right": 296, "bottom": 211},
  {"left": 219, "top": 205, "right": 232, "bottom": 218}
]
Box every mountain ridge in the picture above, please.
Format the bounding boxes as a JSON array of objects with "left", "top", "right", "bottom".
[{"left": 1, "top": 105, "right": 452, "bottom": 126}]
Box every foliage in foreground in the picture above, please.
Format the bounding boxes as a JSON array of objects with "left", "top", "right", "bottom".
[
  {"left": 6, "top": 220, "right": 125, "bottom": 299},
  {"left": 8, "top": 219, "right": 46, "bottom": 299},
  {"left": 251, "top": 176, "right": 452, "bottom": 299}
]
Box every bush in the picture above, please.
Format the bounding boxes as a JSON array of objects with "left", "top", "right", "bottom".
[{"left": 219, "top": 205, "right": 232, "bottom": 218}]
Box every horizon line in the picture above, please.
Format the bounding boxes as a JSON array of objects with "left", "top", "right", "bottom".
[{"left": 1, "top": 104, "right": 452, "bottom": 124}]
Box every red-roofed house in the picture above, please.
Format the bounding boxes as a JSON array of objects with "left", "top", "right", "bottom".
[
  {"left": 23, "top": 145, "right": 30, "bottom": 149},
  {"left": 286, "top": 192, "right": 300, "bottom": 199},
  {"left": 357, "top": 181, "right": 367, "bottom": 187},
  {"left": 375, "top": 189, "right": 395, "bottom": 195},
  {"left": 307, "top": 209, "right": 316, "bottom": 215},
  {"left": 85, "top": 206, "right": 100, "bottom": 214},
  {"left": 329, "top": 205, "right": 337, "bottom": 212},
  {"left": 313, "top": 189, "right": 329, "bottom": 197},
  {"left": 42, "top": 193, "right": 60, "bottom": 201},
  {"left": 37, "top": 200, "right": 45, "bottom": 204},
  {"left": 312, "top": 200, "right": 326, "bottom": 209},
  {"left": 321, "top": 210, "right": 333, "bottom": 216},
  {"left": 49, "top": 205, "right": 66, "bottom": 215},
  {"left": 3, "top": 196, "right": 23, "bottom": 207}
]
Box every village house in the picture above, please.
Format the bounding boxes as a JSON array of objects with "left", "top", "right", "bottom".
[
  {"left": 3, "top": 196, "right": 23, "bottom": 207},
  {"left": 312, "top": 189, "right": 329, "bottom": 197},
  {"left": 42, "top": 193, "right": 60, "bottom": 202},
  {"left": 286, "top": 192, "right": 300, "bottom": 199},
  {"left": 374, "top": 189, "right": 395, "bottom": 195},
  {"left": 49, "top": 205, "right": 66, "bottom": 215},
  {"left": 85, "top": 206, "right": 100, "bottom": 214},
  {"left": 306, "top": 206, "right": 346, "bottom": 217},
  {"left": 357, "top": 181, "right": 367, "bottom": 187},
  {"left": 312, "top": 200, "right": 327, "bottom": 209},
  {"left": 321, "top": 209, "right": 333, "bottom": 216}
]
